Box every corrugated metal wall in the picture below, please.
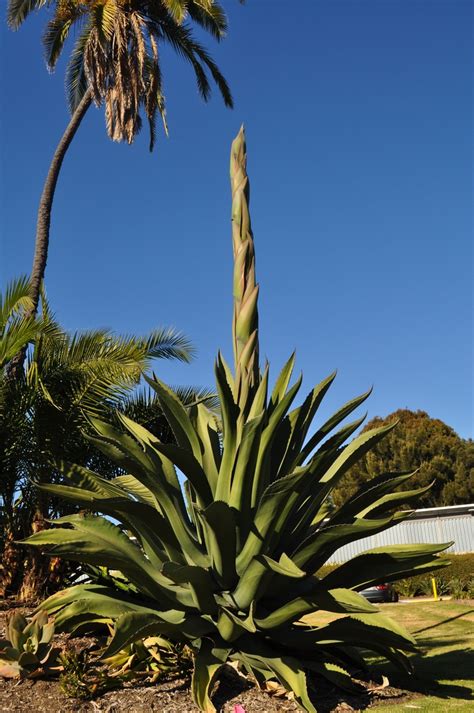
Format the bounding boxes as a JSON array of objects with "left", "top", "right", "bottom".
[{"left": 328, "top": 513, "right": 474, "bottom": 563}]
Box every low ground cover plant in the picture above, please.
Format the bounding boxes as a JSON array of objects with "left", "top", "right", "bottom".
[
  {"left": 23, "top": 130, "right": 451, "bottom": 712},
  {"left": 0, "top": 610, "right": 60, "bottom": 679}
]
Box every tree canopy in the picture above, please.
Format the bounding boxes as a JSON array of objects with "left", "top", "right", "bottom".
[{"left": 333, "top": 409, "right": 473, "bottom": 508}]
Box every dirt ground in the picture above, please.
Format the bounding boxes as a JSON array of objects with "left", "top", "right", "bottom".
[{"left": 0, "top": 604, "right": 414, "bottom": 713}]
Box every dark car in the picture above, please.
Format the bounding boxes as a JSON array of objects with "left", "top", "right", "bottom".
[{"left": 360, "top": 583, "right": 399, "bottom": 603}]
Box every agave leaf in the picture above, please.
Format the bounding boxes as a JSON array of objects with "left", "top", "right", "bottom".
[
  {"left": 0, "top": 663, "right": 21, "bottom": 678},
  {"left": 251, "top": 374, "right": 303, "bottom": 505},
  {"left": 40, "top": 584, "right": 158, "bottom": 628},
  {"left": 241, "top": 648, "right": 316, "bottom": 713},
  {"left": 57, "top": 460, "right": 127, "bottom": 497},
  {"left": 146, "top": 375, "right": 204, "bottom": 465},
  {"left": 7, "top": 614, "right": 28, "bottom": 652},
  {"left": 215, "top": 353, "right": 239, "bottom": 502},
  {"left": 103, "top": 611, "right": 211, "bottom": 659},
  {"left": 39, "top": 484, "right": 182, "bottom": 567},
  {"left": 232, "top": 557, "right": 269, "bottom": 610},
  {"left": 237, "top": 465, "right": 311, "bottom": 574},
  {"left": 275, "top": 370, "right": 337, "bottom": 476},
  {"left": 255, "top": 587, "right": 376, "bottom": 630},
  {"left": 322, "top": 543, "right": 452, "bottom": 590},
  {"left": 197, "top": 501, "right": 237, "bottom": 589},
  {"left": 192, "top": 640, "right": 230, "bottom": 713},
  {"left": 229, "top": 415, "right": 265, "bottom": 531},
  {"left": 306, "top": 661, "right": 363, "bottom": 694},
  {"left": 111, "top": 474, "right": 157, "bottom": 506},
  {"left": 261, "top": 553, "right": 306, "bottom": 579},
  {"left": 189, "top": 403, "right": 221, "bottom": 494},
  {"left": 149, "top": 441, "right": 213, "bottom": 507},
  {"left": 115, "top": 412, "right": 184, "bottom": 494},
  {"left": 298, "top": 387, "right": 373, "bottom": 465},
  {"left": 276, "top": 611, "right": 416, "bottom": 653},
  {"left": 268, "top": 353, "right": 296, "bottom": 410},
  {"left": 161, "top": 563, "right": 218, "bottom": 615},
  {"left": 1, "top": 646, "right": 20, "bottom": 662},
  {"left": 355, "top": 482, "right": 434, "bottom": 519},
  {"left": 328, "top": 470, "right": 417, "bottom": 524},
  {"left": 21, "top": 514, "right": 176, "bottom": 602},
  {"left": 292, "top": 514, "right": 408, "bottom": 572},
  {"left": 52, "top": 596, "right": 160, "bottom": 632}
]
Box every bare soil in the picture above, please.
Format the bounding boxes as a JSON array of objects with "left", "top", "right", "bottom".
[{"left": 0, "top": 603, "right": 415, "bottom": 713}]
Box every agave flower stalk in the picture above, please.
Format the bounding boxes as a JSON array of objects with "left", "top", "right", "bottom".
[
  {"left": 23, "top": 130, "right": 451, "bottom": 712},
  {"left": 230, "top": 127, "right": 259, "bottom": 412}
]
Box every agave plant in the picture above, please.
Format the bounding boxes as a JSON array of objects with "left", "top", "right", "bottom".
[
  {"left": 23, "top": 129, "right": 450, "bottom": 712},
  {"left": 0, "top": 611, "right": 60, "bottom": 679}
]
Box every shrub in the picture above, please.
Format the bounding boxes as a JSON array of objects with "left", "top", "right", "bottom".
[
  {"left": 394, "top": 554, "right": 474, "bottom": 598},
  {"left": 23, "top": 130, "right": 450, "bottom": 713}
]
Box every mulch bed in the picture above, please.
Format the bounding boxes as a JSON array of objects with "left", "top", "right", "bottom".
[{"left": 0, "top": 603, "right": 417, "bottom": 713}]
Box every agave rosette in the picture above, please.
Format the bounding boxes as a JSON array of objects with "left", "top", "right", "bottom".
[{"left": 24, "top": 129, "right": 450, "bottom": 712}]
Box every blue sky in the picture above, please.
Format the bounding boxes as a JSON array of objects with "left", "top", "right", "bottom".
[{"left": 1, "top": 1, "right": 472, "bottom": 438}]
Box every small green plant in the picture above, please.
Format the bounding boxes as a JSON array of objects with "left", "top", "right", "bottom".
[
  {"left": 0, "top": 611, "right": 60, "bottom": 679},
  {"left": 59, "top": 649, "right": 120, "bottom": 699},
  {"left": 447, "top": 577, "right": 469, "bottom": 600}
]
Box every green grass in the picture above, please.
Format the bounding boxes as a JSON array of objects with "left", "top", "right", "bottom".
[{"left": 369, "top": 601, "right": 474, "bottom": 711}]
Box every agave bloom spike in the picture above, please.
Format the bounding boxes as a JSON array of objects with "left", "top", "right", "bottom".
[
  {"left": 23, "top": 131, "right": 452, "bottom": 712},
  {"left": 230, "top": 126, "right": 260, "bottom": 409}
]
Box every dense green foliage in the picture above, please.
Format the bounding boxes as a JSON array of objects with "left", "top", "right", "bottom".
[
  {"left": 0, "top": 277, "right": 211, "bottom": 598},
  {"left": 333, "top": 410, "right": 473, "bottom": 508},
  {"left": 24, "top": 131, "right": 451, "bottom": 712}
]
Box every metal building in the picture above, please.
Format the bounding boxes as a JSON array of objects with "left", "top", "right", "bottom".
[{"left": 328, "top": 503, "right": 474, "bottom": 564}]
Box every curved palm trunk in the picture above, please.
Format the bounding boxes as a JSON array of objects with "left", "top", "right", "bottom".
[
  {"left": 30, "top": 88, "right": 93, "bottom": 312},
  {"left": 7, "top": 89, "right": 93, "bottom": 380}
]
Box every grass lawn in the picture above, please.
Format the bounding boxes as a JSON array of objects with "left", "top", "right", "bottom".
[{"left": 368, "top": 600, "right": 474, "bottom": 712}]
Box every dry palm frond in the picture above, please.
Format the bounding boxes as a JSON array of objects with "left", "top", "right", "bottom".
[{"left": 9, "top": 0, "right": 231, "bottom": 150}]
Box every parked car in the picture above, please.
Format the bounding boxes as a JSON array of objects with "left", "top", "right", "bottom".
[{"left": 360, "top": 583, "right": 399, "bottom": 603}]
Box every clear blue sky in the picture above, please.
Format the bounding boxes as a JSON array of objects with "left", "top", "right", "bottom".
[{"left": 1, "top": 1, "right": 472, "bottom": 438}]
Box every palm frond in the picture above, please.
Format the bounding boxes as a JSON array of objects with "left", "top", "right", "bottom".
[
  {"left": 188, "top": 1, "right": 228, "bottom": 40},
  {"left": 159, "top": 18, "right": 233, "bottom": 106},
  {"left": 140, "top": 328, "right": 195, "bottom": 363},
  {"left": 0, "top": 316, "right": 38, "bottom": 369},
  {"left": 160, "top": 0, "right": 190, "bottom": 25},
  {"left": 65, "top": 20, "right": 92, "bottom": 112},
  {"left": 0, "top": 276, "right": 33, "bottom": 329},
  {"left": 7, "top": 0, "right": 49, "bottom": 30},
  {"left": 43, "top": 14, "right": 75, "bottom": 70}
]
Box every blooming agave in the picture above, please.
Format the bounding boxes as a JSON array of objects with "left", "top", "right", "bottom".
[{"left": 24, "top": 129, "right": 450, "bottom": 712}]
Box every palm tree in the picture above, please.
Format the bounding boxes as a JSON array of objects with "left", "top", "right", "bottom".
[
  {"left": 7, "top": 0, "right": 233, "bottom": 322},
  {"left": 0, "top": 276, "right": 208, "bottom": 600}
]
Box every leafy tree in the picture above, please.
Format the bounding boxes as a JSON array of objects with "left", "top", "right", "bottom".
[
  {"left": 0, "top": 277, "right": 212, "bottom": 600},
  {"left": 332, "top": 409, "right": 474, "bottom": 508},
  {"left": 7, "top": 0, "right": 234, "bottom": 333}
]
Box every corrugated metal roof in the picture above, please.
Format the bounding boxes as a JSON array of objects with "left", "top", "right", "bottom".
[{"left": 328, "top": 512, "right": 474, "bottom": 563}]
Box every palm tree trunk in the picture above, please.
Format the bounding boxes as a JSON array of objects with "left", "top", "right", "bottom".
[
  {"left": 7, "top": 89, "right": 93, "bottom": 378},
  {"left": 30, "top": 88, "right": 93, "bottom": 313}
]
